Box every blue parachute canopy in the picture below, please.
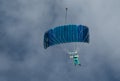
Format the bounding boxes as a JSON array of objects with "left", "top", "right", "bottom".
[{"left": 44, "top": 24, "right": 89, "bottom": 49}]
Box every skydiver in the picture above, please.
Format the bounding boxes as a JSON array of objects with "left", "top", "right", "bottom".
[
  {"left": 69, "top": 51, "right": 81, "bottom": 66},
  {"left": 73, "top": 54, "right": 81, "bottom": 66}
]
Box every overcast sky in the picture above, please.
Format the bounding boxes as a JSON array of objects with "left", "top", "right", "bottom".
[{"left": 0, "top": 0, "right": 120, "bottom": 81}]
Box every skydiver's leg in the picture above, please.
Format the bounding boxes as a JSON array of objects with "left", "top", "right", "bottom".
[
  {"left": 73, "top": 59, "right": 77, "bottom": 65},
  {"left": 77, "top": 59, "right": 81, "bottom": 66}
]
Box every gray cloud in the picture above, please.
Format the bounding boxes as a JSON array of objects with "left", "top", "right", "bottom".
[{"left": 0, "top": 0, "right": 120, "bottom": 81}]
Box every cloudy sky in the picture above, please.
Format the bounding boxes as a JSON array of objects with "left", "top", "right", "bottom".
[{"left": 0, "top": 0, "right": 120, "bottom": 81}]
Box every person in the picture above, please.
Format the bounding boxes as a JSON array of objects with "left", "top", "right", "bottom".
[
  {"left": 73, "top": 54, "right": 81, "bottom": 66},
  {"left": 69, "top": 51, "right": 81, "bottom": 66}
]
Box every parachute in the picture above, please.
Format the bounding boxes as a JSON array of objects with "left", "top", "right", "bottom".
[
  {"left": 43, "top": 24, "right": 89, "bottom": 65},
  {"left": 44, "top": 24, "right": 89, "bottom": 49}
]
